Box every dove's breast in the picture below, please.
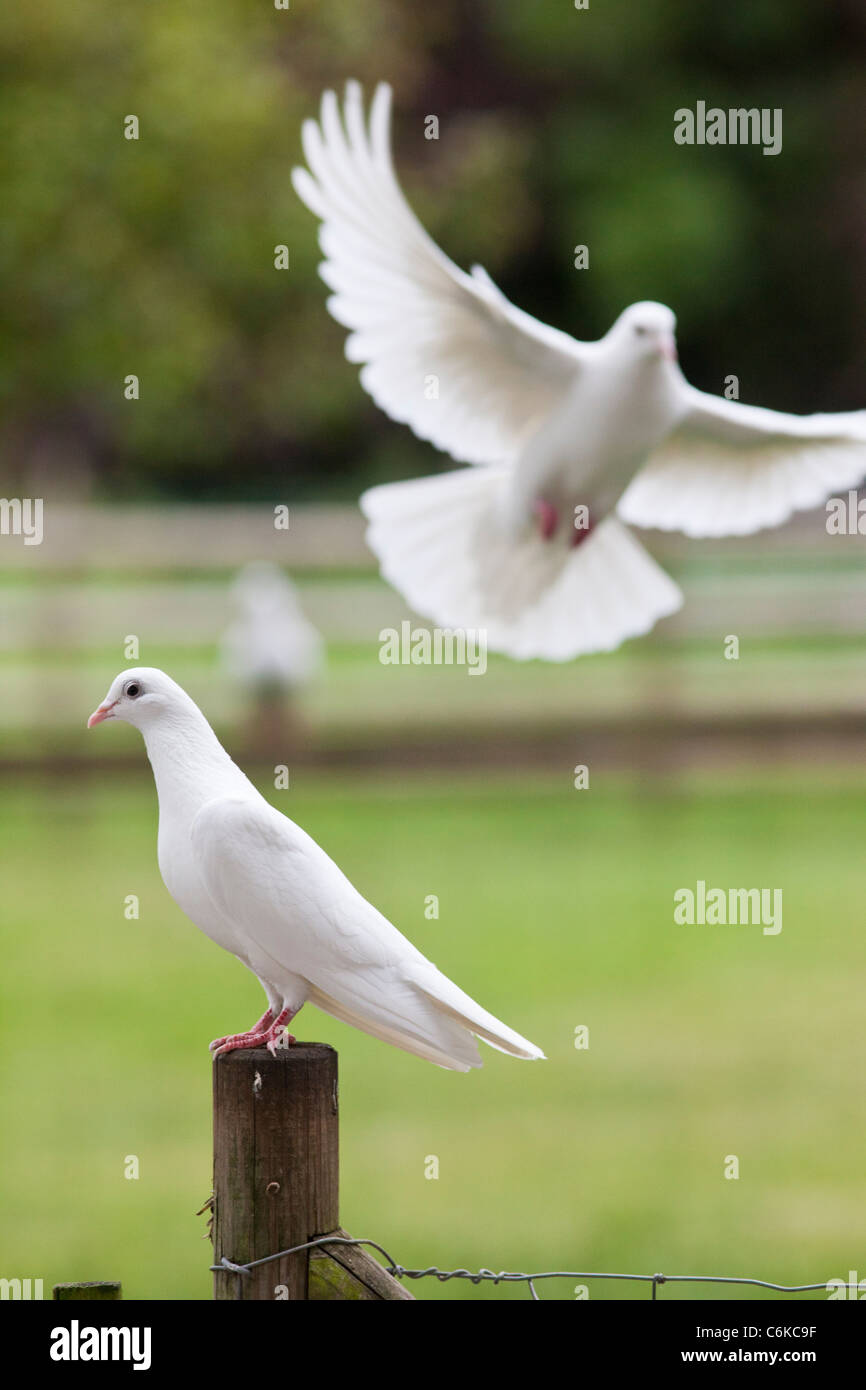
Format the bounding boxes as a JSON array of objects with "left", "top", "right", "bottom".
[
  {"left": 513, "top": 357, "right": 686, "bottom": 518},
  {"left": 157, "top": 810, "right": 242, "bottom": 956}
]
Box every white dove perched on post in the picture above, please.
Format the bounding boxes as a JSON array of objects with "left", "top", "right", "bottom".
[
  {"left": 87, "top": 668, "right": 544, "bottom": 1071},
  {"left": 293, "top": 81, "right": 866, "bottom": 661}
]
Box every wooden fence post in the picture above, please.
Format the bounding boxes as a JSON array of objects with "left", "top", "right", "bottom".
[
  {"left": 212, "top": 1042, "right": 412, "bottom": 1300},
  {"left": 52, "top": 1282, "right": 122, "bottom": 1300}
]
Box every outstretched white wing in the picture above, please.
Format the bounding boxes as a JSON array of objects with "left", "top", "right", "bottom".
[
  {"left": 618, "top": 385, "right": 866, "bottom": 537},
  {"left": 292, "top": 81, "right": 589, "bottom": 467}
]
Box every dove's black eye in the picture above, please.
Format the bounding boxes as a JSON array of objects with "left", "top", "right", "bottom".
[
  {"left": 125, "top": 682, "right": 142, "bottom": 698},
  {"left": 634, "top": 325, "right": 648, "bottom": 336}
]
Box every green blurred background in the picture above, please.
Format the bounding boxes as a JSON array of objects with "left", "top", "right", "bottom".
[{"left": 2, "top": 1, "right": 866, "bottom": 1301}]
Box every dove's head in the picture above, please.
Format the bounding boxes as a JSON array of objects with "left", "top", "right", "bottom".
[
  {"left": 610, "top": 301, "right": 677, "bottom": 362},
  {"left": 87, "top": 667, "right": 196, "bottom": 733}
]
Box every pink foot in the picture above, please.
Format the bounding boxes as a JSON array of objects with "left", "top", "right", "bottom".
[
  {"left": 570, "top": 516, "right": 594, "bottom": 548},
  {"left": 265, "top": 1007, "right": 297, "bottom": 1057},
  {"left": 210, "top": 1006, "right": 298, "bottom": 1058},
  {"left": 533, "top": 498, "right": 559, "bottom": 540},
  {"left": 209, "top": 1007, "right": 274, "bottom": 1055}
]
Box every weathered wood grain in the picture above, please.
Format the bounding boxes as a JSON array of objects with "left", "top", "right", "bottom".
[{"left": 212, "top": 1043, "right": 339, "bottom": 1301}]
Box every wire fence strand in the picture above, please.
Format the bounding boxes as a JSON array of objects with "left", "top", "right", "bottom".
[{"left": 210, "top": 1237, "right": 861, "bottom": 1300}]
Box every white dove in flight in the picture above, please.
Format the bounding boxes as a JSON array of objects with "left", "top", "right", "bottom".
[
  {"left": 293, "top": 81, "right": 866, "bottom": 661},
  {"left": 87, "top": 668, "right": 544, "bottom": 1071}
]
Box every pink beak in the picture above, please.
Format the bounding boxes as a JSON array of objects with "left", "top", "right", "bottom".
[
  {"left": 87, "top": 700, "right": 117, "bottom": 729},
  {"left": 660, "top": 333, "right": 677, "bottom": 362}
]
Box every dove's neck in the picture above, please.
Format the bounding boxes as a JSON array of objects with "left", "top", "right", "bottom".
[{"left": 142, "top": 706, "right": 252, "bottom": 826}]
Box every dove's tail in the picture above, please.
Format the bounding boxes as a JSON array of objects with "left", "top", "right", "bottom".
[
  {"left": 361, "top": 467, "right": 683, "bottom": 661},
  {"left": 406, "top": 960, "right": 546, "bottom": 1064},
  {"left": 307, "top": 959, "right": 544, "bottom": 1073}
]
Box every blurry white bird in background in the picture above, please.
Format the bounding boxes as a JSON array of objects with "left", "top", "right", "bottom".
[
  {"left": 221, "top": 561, "right": 323, "bottom": 696},
  {"left": 87, "top": 667, "right": 545, "bottom": 1072},
  {"left": 220, "top": 562, "right": 323, "bottom": 755},
  {"left": 293, "top": 81, "right": 866, "bottom": 662}
]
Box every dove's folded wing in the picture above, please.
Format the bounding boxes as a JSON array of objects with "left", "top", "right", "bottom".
[
  {"left": 190, "top": 796, "right": 412, "bottom": 981},
  {"left": 618, "top": 386, "right": 866, "bottom": 537},
  {"left": 188, "top": 797, "right": 540, "bottom": 1070},
  {"left": 292, "top": 81, "right": 588, "bottom": 467}
]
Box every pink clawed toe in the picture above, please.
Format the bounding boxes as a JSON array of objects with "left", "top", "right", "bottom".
[
  {"left": 209, "top": 1007, "right": 274, "bottom": 1054},
  {"left": 265, "top": 1007, "right": 297, "bottom": 1056},
  {"left": 209, "top": 1005, "right": 297, "bottom": 1058}
]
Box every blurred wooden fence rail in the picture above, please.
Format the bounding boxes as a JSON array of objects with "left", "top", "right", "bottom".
[
  {"left": 4, "top": 500, "right": 863, "bottom": 574},
  {"left": 211, "top": 1043, "right": 412, "bottom": 1301}
]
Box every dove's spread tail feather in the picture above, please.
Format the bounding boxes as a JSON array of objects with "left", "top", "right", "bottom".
[{"left": 361, "top": 467, "right": 683, "bottom": 661}]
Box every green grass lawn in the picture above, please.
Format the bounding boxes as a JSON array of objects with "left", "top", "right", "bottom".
[{"left": 1, "top": 765, "right": 865, "bottom": 1300}]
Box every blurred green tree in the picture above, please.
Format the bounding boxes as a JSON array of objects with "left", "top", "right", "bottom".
[{"left": 2, "top": 0, "right": 865, "bottom": 500}]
